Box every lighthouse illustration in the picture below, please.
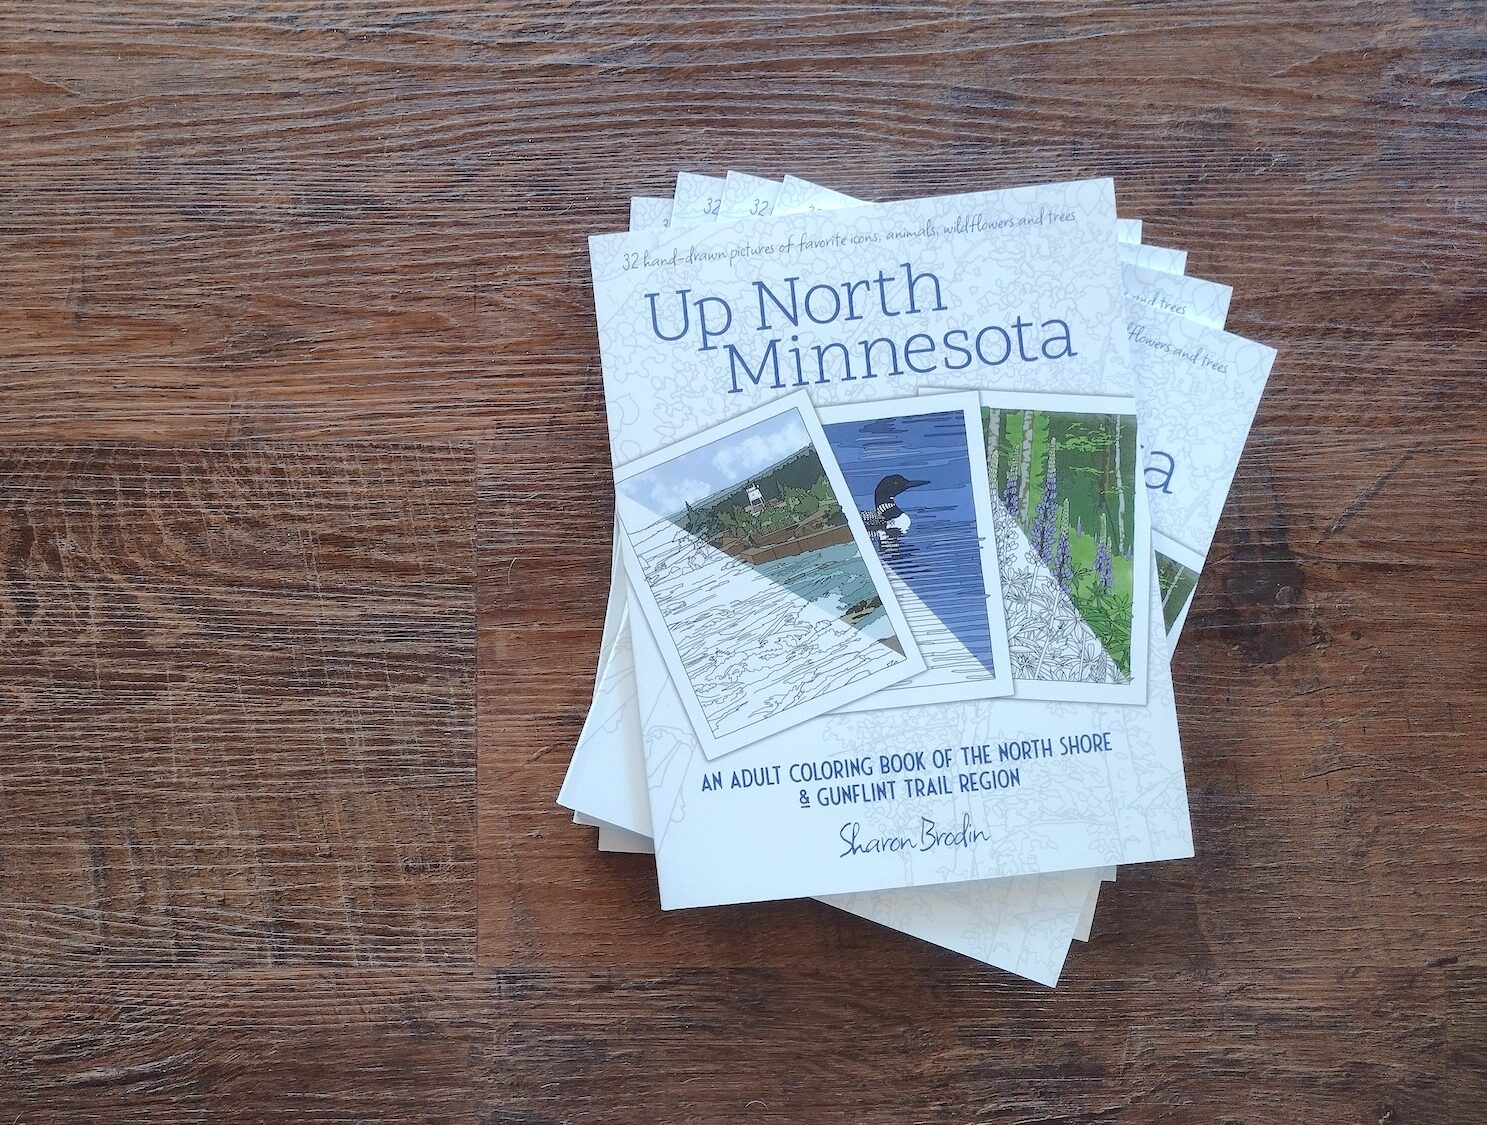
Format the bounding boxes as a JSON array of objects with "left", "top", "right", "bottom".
[{"left": 745, "top": 480, "right": 765, "bottom": 515}]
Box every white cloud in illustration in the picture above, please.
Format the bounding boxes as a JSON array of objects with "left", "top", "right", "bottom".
[
  {"left": 618, "top": 409, "right": 815, "bottom": 520},
  {"left": 642, "top": 476, "right": 715, "bottom": 519},
  {"left": 711, "top": 414, "right": 810, "bottom": 483}
]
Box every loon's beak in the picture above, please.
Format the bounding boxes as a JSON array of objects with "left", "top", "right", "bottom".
[{"left": 903, "top": 479, "right": 930, "bottom": 490}]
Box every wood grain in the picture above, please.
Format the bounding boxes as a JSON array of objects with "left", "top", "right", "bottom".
[
  {"left": 2, "top": 1, "right": 1485, "bottom": 1121},
  {"left": 0, "top": 444, "right": 477, "bottom": 969}
]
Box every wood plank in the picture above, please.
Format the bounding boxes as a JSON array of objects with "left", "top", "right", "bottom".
[
  {"left": 1, "top": 0, "right": 1484, "bottom": 1119},
  {"left": 0, "top": 4, "right": 1481, "bottom": 441},
  {"left": 0, "top": 965, "right": 1474, "bottom": 1122},
  {"left": 0, "top": 444, "right": 478, "bottom": 968}
]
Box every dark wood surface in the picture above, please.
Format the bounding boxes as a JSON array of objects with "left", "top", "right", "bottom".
[{"left": 3, "top": 3, "right": 1484, "bottom": 1121}]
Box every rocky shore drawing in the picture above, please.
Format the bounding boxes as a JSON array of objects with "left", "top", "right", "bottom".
[
  {"left": 646, "top": 423, "right": 894, "bottom": 641},
  {"left": 616, "top": 406, "right": 917, "bottom": 744}
]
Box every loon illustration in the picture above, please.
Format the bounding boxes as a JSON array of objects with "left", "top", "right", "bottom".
[{"left": 862, "top": 474, "right": 929, "bottom": 552}]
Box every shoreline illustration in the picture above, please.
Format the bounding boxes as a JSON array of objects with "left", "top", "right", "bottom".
[
  {"left": 720, "top": 518, "right": 854, "bottom": 565},
  {"left": 618, "top": 405, "right": 916, "bottom": 738},
  {"left": 663, "top": 443, "right": 890, "bottom": 637}
]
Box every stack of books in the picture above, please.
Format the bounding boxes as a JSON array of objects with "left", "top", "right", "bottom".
[{"left": 557, "top": 172, "right": 1275, "bottom": 986}]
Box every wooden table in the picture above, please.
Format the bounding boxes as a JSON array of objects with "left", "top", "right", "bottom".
[{"left": 3, "top": 3, "right": 1483, "bottom": 1121}]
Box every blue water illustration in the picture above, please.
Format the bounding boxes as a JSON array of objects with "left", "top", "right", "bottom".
[
  {"left": 756, "top": 542, "right": 888, "bottom": 637},
  {"left": 628, "top": 517, "right": 907, "bottom": 736},
  {"left": 824, "top": 411, "right": 997, "bottom": 677}
]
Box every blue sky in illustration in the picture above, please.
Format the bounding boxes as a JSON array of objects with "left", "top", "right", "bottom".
[{"left": 620, "top": 410, "right": 811, "bottom": 519}]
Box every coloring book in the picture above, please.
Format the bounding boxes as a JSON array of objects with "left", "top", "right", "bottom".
[{"left": 588, "top": 178, "right": 1194, "bottom": 908}]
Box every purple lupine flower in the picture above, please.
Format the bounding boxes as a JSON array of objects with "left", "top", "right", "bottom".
[
  {"left": 1032, "top": 465, "right": 1059, "bottom": 565},
  {"left": 1095, "top": 536, "right": 1113, "bottom": 591},
  {"left": 1001, "top": 473, "right": 1021, "bottom": 519},
  {"left": 1054, "top": 530, "right": 1074, "bottom": 592}
]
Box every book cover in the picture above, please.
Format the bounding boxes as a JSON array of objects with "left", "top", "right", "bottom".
[{"left": 588, "top": 178, "right": 1193, "bottom": 908}]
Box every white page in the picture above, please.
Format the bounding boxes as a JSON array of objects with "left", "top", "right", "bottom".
[
  {"left": 719, "top": 172, "right": 781, "bottom": 221},
  {"left": 671, "top": 172, "right": 725, "bottom": 229},
  {"left": 597, "top": 823, "right": 655, "bottom": 853},
  {"left": 629, "top": 196, "right": 672, "bottom": 231},
  {"left": 1120, "top": 242, "right": 1186, "bottom": 275},
  {"left": 1072, "top": 879, "right": 1101, "bottom": 941},
  {"left": 1128, "top": 304, "right": 1277, "bottom": 557},
  {"left": 1123, "top": 263, "right": 1229, "bottom": 329},
  {"left": 772, "top": 179, "right": 1143, "bottom": 249},
  {"left": 773, "top": 174, "right": 865, "bottom": 214}
]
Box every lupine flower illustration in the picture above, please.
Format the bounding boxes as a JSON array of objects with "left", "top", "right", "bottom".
[
  {"left": 1054, "top": 529, "right": 1074, "bottom": 592},
  {"left": 995, "top": 501, "right": 1122, "bottom": 686},
  {"left": 1032, "top": 460, "right": 1059, "bottom": 565},
  {"left": 1001, "top": 473, "right": 1021, "bottom": 518},
  {"left": 1095, "top": 536, "right": 1113, "bottom": 591}
]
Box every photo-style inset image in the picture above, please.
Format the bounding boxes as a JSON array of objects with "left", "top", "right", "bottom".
[
  {"left": 615, "top": 394, "right": 923, "bottom": 758},
  {"left": 1154, "top": 531, "right": 1205, "bottom": 643},
  {"left": 973, "top": 391, "right": 1150, "bottom": 703},
  {"left": 821, "top": 394, "right": 1013, "bottom": 709}
]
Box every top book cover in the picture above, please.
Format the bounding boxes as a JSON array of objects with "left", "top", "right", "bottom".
[{"left": 588, "top": 179, "right": 1194, "bottom": 909}]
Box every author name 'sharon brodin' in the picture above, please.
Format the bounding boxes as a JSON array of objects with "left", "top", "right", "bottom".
[{"left": 838, "top": 814, "right": 992, "bottom": 858}]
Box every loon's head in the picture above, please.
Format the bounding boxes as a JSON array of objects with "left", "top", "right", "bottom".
[{"left": 874, "top": 474, "right": 930, "bottom": 507}]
